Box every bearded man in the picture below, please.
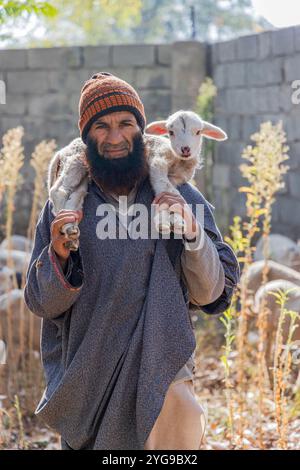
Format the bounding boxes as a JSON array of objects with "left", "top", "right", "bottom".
[{"left": 24, "top": 72, "right": 239, "bottom": 450}]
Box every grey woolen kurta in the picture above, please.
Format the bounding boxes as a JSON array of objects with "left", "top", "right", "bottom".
[{"left": 24, "top": 175, "right": 239, "bottom": 450}]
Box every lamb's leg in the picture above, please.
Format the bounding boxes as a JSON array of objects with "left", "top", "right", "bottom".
[
  {"left": 60, "top": 176, "right": 89, "bottom": 251},
  {"left": 150, "top": 163, "right": 173, "bottom": 233},
  {"left": 149, "top": 161, "right": 186, "bottom": 234},
  {"left": 48, "top": 139, "right": 88, "bottom": 250},
  {"left": 52, "top": 159, "right": 88, "bottom": 251},
  {"left": 49, "top": 175, "right": 71, "bottom": 213}
]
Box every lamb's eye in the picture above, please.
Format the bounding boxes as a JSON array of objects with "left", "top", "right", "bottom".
[
  {"left": 169, "top": 130, "right": 174, "bottom": 136},
  {"left": 196, "top": 130, "right": 201, "bottom": 135}
]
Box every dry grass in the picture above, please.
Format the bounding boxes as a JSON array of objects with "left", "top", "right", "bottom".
[
  {"left": 0, "top": 128, "right": 56, "bottom": 449},
  {"left": 0, "top": 121, "right": 299, "bottom": 450}
]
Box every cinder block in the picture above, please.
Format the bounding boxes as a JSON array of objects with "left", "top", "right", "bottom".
[
  {"left": 227, "top": 62, "right": 246, "bottom": 87},
  {"left": 246, "top": 58, "right": 282, "bottom": 86},
  {"left": 6, "top": 70, "right": 50, "bottom": 94},
  {"left": 0, "top": 49, "right": 27, "bottom": 70},
  {"left": 48, "top": 70, "right": 89, "bottom": 92},
  {"left": 157, "top": 44, "right": 171, "bottom": 65},
  {"left": 241, "top": 115, "right": 263, "bottom": 141},
  {"left": 218, "top": 39, "right": 236, "bottom": 63},
  {"left": 286, "top": 142, "right": 300, "bottom": 169},
  {"left": 211, "top": 43, "right": 219, "bottom": 65},
  {"left": 83, "top": 46, "right": 110, "bottom": 67},
  {"left": 227, "top": 115, "right": 242, "bottom": 140},
  {"left": 255, "top": 86, "right": 281, "bottom": 113},
  {"left": 278, "top": 195, "right": 300, "bottom": 224},
  {"left": 2, "top": 94, "right": 26, "bottom": 115},
  {"left": 236, "top": 34, "right": 258, "bottom": 61},
  {"left": 271, "top": 27, "right": 294, "bottom": 56},
  {"left": 171, "top": 41, "right": 206, "bottom": 111},
  {"left": 285, "top": 109, "right": 300, "bottom": 141},
  {"left": 288, "top": 172, "right": 300, "bottom": 198},
  {"left": 112, "top": 45, "right": 155, "bottom": 67},
  {"left": 214, "top": 141, "right": 244, "bottom": 165},
  {"left": 258, "top": 32, "right": 272, "bottom": 60},
  {"left": 214, "top": 89, "right": 227, "bottom": 114},
  {"left": 139, "top": 90, "right": 171, "bottom": 115},
  {"left": 284, "top": 55, "right": 300, "bottom": 83},
  {"left": 212, "top": 164, "right": 231, "bottom": 188},
  {"left": 135, "top": 67, "right": 171, "bottom": 89},
  {"left": 28, "top": 93, "right": 71, "bottom": 117},
  {"left": 294, "top": 25, "right": 300, "bottom": 51},
  {"left": 28, "top": 47, "right": 82, "bottom": 69},
  {"left": 226, "top": 88, "right": 256, "bottom": 115},
  {"left": 103, "top": 67, "right": 135, "bottom": 85},
  {"left": 279, "top": 84, "right": 295, "bottom": 112},
  {"left": 214, "top": 63, "right": 227, "bottom": 89}
]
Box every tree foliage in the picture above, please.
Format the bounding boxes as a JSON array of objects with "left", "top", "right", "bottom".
[
  {"left": 1, "top": 0, "right": 273, "bottom": 48},
  {"left": 0, "top": 0, "right": 57, "bottom": 42}
]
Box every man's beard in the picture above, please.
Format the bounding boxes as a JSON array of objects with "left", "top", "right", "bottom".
[{"left": 85, "top": 132, "right": 148, "bottom": 194}]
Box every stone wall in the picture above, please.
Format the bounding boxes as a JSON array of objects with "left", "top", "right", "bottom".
[
  {"left": 1, "top": 28, "right": 300, "bottom": 240},
  {"left": 0, "top": 42, "right": 206, "bottom": 236}
]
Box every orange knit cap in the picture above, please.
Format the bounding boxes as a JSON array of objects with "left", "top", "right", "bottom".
[{"left": 78, "top": 72, "right": 146, "bottom": 143}]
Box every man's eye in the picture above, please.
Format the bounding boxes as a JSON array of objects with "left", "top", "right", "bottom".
[
  {"left": 196, "top": 130, "right": 201, "bottom": 135},
  {"left": 169, "top": 130, "right": 174, "bottom": 136}
]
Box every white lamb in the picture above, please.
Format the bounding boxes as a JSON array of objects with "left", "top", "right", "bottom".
[{"left": 47, "top": 110, "right": 227, "bottom": 250}]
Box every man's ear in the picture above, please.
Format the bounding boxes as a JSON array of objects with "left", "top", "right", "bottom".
[
  {"left": 201, "top": 121, "right": 228, "bottom": 141},
  {"left": 145, "top": 120, "right": 168, "bottom": 135}
]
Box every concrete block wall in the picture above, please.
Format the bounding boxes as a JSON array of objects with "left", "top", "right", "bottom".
[
  {"left": 0, "top": 42, "right": 206, "bottom": 235},
  {"left": 211, "top": 26, "right": 300, "bottom": 240},
  {"left": 1, "top": 28, "right": 300, "bottom": 240}
]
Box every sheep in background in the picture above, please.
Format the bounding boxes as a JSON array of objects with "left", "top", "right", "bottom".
[
  {"left": 0, "top": 289, "right": 41, "bottom": 353},
  {"left": 254, "top": 234, "right": 300, "bottom": 271},
  {"left": 243, "top": 260, "right": 300, "bottom": 300},
  {"left": 0, "top": 235, "right": 33, "bottom": 253},
  {"left": 253, "top": 279, "right": 300, "bottom": 385},
  {"left": 0, "top": 267, "right": 15, "bottom": 296},
  {"left": 243, "top": 260, "right": 300, "bottom": 386},
  {"left": 48, "top": 110, "right": 227, "bottom": 250}
]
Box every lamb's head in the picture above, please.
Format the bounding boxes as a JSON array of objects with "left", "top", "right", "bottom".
[{"left": 145, "top": 110, "right": 227, "bottom": 161}]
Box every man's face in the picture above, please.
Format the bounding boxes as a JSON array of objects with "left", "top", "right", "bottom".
[
  {"left": 85, "top": 111, "right": 148, "bottom": 194},
  {"left": 88, "top": 111, "right": 140, "bottom": 158}
]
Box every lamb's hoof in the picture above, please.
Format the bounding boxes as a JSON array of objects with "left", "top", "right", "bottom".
[
  {"left": 64, "top": 239, "right": 79, "bottom": 251},
  {"left": 60, "top": 222, "right": 80, "bottom": 250},
  {"left": 170, "top": 213, "right": 186, "bottom": 235},
  {"left": 154, "top": 211, "right": 171, "bottom": 234},
  {"left": 61, "top": 222, "right": 80, "bottom": 240},
  {"left": 157, "top": 222, "right": 171, "bottom": 234}
]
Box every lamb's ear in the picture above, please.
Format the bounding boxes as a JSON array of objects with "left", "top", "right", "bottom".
[
  {"left": 145, "top": 120, "right": 168, "bottom": 135},
  {"left": 201, "top": 121, "right": 227, "bottom": 141}
]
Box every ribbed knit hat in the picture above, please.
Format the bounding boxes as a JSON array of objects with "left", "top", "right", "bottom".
[{"left": 78, "top": 72, "right": 146, "bottom": 143}]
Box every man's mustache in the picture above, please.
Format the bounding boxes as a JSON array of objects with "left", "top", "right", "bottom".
[{"left": 102, "top": 144, "right": 130, "bottom": 152}]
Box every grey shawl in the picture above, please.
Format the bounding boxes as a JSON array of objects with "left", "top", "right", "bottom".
[{"left": 24, "top": 175, "right": 239, "bottom": 450}]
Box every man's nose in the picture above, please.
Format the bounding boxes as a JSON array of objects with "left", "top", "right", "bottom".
[{"left": 106, "top": 128, "right": 124, "bottom": 145}]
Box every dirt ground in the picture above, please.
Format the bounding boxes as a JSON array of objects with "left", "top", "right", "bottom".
[{"left": 1, "top": 317, "right": 299, "bottom": 450}]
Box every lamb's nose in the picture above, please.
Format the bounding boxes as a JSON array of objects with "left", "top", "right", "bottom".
[{"left": 181, "top": 146, "right": 190, "bottom": 154}]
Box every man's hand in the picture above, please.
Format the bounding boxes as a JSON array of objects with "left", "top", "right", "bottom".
[
  {"left": 152, "top": 192, "right": 200, "bottom": 240},
  {"left": 50, "top": 210, "right": 83, "bottom": 269}
]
